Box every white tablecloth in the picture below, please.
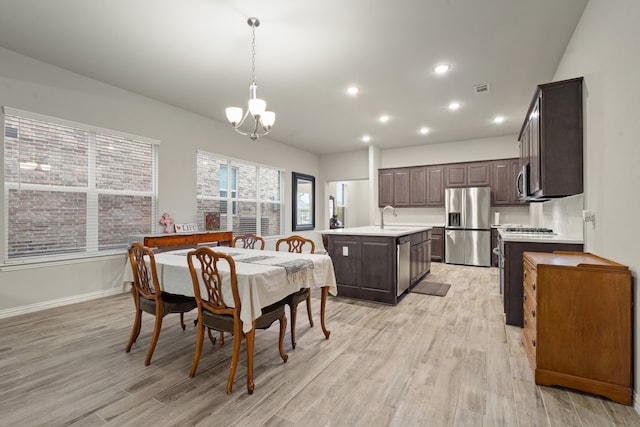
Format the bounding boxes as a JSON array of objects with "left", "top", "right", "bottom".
[{"left": 122, "top": 246, "right": 337, "bottom": 333}]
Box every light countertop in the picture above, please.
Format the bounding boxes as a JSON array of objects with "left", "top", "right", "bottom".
[
  {"left": 320, "top": 225, "right": 432, "bottom": 237},
  {"left": 498, "top": 228, "right": 583, "bottom": 244}
]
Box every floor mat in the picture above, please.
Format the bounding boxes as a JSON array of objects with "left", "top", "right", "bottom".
[{"left": 411, "top": 280, "right": 451, "bottom": 297}]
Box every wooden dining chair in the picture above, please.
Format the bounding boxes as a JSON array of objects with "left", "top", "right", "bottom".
[
  {"left": 187, "top": 246, "right": 288, "bottom": 394},
  {"left": 275, "top": 235, "right": 315, "bottom": 349},
  {"left": 231, "top": 233, "right": 265, "bottom": 250},
  {"left": 126, "top": 242, "right": 197, "bottom": 366}
]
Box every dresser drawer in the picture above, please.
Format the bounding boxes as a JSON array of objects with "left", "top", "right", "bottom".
[
  {"left": 522, "top": 326, "right": 537, "bottom": 368},
  {"left": 523, "top": 260, "right": 537, "bottom": 299},
  {"left": 523, "top": 286, "right": 537, "bottom": 331}
]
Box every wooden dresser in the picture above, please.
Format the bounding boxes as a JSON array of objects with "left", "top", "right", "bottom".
[
  {"left": 129, "top": 231, "right": 233, "bottom": 251},
  {"left": 522, "top": 251, "right": 632, "bottom": 405}
]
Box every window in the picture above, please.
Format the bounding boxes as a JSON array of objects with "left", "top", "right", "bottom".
[
  {"left": 196, "top": 150, "right": 283, "bottom": 237},
  {"left": 2, "top": 107, "right": 159, "bottom": 263}
]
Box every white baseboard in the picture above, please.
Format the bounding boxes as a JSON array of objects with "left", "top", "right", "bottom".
[{"left": 0, "top": 287, "right": 127, "bottom": 319}]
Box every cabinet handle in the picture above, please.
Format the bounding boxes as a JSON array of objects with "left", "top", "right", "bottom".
[
  {"left": 531, "top": 309, "right": 536, "bottom": 318},
  {"left": 532, "top": 338, "right": 536, "bottom": 347},
  {"left": 532, "top": 282, "right": 536, "bottom": 291},
  {"left": 524, "top": 271, "right": 527, "bottom": 278}
]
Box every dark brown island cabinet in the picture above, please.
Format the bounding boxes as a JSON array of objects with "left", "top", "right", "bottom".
[
  {"left": 522, "top": 251, "right": 632, "bottom": 405},
  {"left": 327, "top": 230, "right": 431, "bottom": 305}
]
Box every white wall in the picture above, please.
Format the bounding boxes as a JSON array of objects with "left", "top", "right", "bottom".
[
  {"left": 381, "top": 134, "right": 520, "bottom": 168},
  {"left": 550, "top": 0, "right": 640, "bottom": 409},
  {"left": 0, "top": 46, "right": 321, "bottom": 313}
]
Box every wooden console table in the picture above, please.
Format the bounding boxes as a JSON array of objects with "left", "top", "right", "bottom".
[{"left": 129, "top": 231, "right": 233, "bottom": 250}]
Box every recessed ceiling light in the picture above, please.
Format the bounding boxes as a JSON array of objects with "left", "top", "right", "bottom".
[
  {"left": 346, "top": 86, "right": 359, "bottom": 95},
  {"left": 379, "top": 115, "right": 389, "bottom": 123},
  {"left": 361, "top": 135, "right": 371, "bottom": 143},
  {"left": 433, "top": 64, "right": 451, "bottom": 74},
  {"left": 493, "top": 116, "right": 505, "bottom": 124},
  {"left": 419, "top": 127, "right": 430, "bottom": 135},
  {"left": 448, "top": 102, "right": 461, "bottom": 111}
]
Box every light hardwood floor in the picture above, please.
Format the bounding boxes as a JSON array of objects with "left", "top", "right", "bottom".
[{"left": 1, "top": 263, "right": 638, "bottom": 426}]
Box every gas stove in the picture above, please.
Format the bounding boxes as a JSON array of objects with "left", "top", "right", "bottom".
[{"left": 504, "top": 227, "right": 555, "bottom": 234}]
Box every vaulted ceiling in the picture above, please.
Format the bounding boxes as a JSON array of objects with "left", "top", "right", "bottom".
[{"left": 0, "top": 0, "right": 588, "bottom": 155}]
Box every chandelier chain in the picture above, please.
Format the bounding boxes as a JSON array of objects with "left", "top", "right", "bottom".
[{"left": 251, "top": 24, "right": 256, "bottom": 84}]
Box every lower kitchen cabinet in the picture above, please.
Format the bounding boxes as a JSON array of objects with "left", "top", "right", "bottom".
[
  {"left": 522, "top": 251, "right": 632, "bottom": 405},
  {"left": 502, "top": 239, "right": 582, "bottom": 327},
  {"left": 410, "top": 230, "right": 431, "bottom": 286},
  {"left": 430, "top": 227, "right": 444, "bottom": 262}
]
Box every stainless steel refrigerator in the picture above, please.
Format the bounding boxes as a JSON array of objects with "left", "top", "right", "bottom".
[{"left": 445, "top": 187, "right": 491, "bottom": 267}]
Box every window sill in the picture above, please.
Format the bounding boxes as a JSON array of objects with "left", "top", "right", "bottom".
[{"left": 1, "top": 251, "right": 126, "bottom": 272}]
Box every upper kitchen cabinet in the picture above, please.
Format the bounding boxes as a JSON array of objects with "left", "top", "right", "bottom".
[
  {"left": 445, "top": 161, "right": 491, "bottom": 188},
  {"left": 409, "top": 167, "right": 427, "bottom": 206},
  {"left": 518, "top": 77, "right": 583, "bottom": 200},
  {"left": 492, "top": 158, "right": 522, "bottom": 205},
  {"left": 378, "top": 168, "right": 412, "bottom": 207},
  {"left": 426, "top": 165, "right": 444, "bottom": 206},
  {"left": 378, "top": 169, "right": 394, "bottom": 206}
]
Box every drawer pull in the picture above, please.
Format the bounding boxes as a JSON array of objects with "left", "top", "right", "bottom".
[
  {"left": 524, "top": 271, "right": 527, "bottom": 278},
  {"left": 532, "top": 338, "right": 536, "bottom": 347},
  {"left": 531, "top": 309, "right": 536, "bottom": 318},
  {"left": 524, "top": 318, "right": 527, "bottom": 326},
  {"left": 532, "top": 282, "right": 536, "bottom": 291},
  {"left": 523, "top": 294, "right": 527, "bottom": 301}
]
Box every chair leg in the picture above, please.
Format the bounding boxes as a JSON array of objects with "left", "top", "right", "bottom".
[
  {"left": 290, "top": 302, "right": 298, "bottom": 350},
  {"left": 180, "top": 313, "right": 186, "bottom": 330},
  {"left": 305, "top": 290, "right": 314, "bottom": 327},
  {"left": 189, "top": 314, "right": 205, "bottom": 377},
  {"left": 227, "top": 323, "right": 243, "bottom": 394},
  {"left": 125, "top": 308, "right": 142, "bottom": 352},
  {"left": 207, "top": 327, "right": 217, "bottom": 345},
  {"left": 145, "top": 314, "right": 163, "bottom": 366},
  {"left": 245, "top": 326, "right": 256, "bottom": 395},
  {"left": 279, "top": 315, "right": 288, "bottom": 363},
  {"left": 219, "top": 331, "right": 225, "bottom": 346}
]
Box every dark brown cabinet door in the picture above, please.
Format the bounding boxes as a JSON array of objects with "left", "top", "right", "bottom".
[
  {"left": 467, "top": 161, "right": 491, "bottom": 187},
  {"left": 378, "top": 169, "right": 393, "bottom": 207},
  {"left": 393, "top": 168, "right": 411, "bottom": 206},
  {"left": 491, "top": 228, "right": 499, "bottom": 267},
  {"left": 426, "top": 166, "right": 444, "bottom": 206},
  {"left": 492, "top": 158, "right": 522, "bottom": 205},
  {"left": 529, "top": 97, "right": 541, "bottom": 195},
  {"left": 445, "top": 164, "right": 466, "bottom": 187},
  {"left": 409, "top": 167, "right": 427, "bottom": 206},
  {"left": 430, "top": 227, "right": 444, "bottom": 262}
]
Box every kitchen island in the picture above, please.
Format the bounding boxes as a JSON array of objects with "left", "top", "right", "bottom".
[{"left": 322, "top": 226, "right": 432, "bottom": 304}]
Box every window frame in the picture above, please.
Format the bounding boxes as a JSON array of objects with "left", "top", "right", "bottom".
[
  {"left": 2, "top": 106, "right": 159, "bottom": 265},
  {"left": 196, "top": 150, "right": 284, "bottom": 238}
]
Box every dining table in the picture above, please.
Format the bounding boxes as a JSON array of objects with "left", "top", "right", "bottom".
[{"left": 122, "top": 245, "right": 338, "bottom": 392}]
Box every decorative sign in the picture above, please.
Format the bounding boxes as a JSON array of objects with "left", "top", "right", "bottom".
[{"left": 174, "top": 223, "right": 198, "bottom": 233}]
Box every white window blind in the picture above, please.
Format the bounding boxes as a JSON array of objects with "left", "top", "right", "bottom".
[
  {"left": 3, "top": 107, "right": 159, "bottom": 263},
  {"left": 196, "top": 150, "right": 283, "bottom": 238}
]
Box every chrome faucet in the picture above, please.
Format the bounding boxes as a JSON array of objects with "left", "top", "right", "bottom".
[{"left": 380, "top": 205, "right": 397, "bottom": 229}]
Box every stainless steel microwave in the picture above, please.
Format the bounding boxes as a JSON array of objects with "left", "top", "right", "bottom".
[{"left": 516, "top": 164, "right": 529, "bottom": 201}]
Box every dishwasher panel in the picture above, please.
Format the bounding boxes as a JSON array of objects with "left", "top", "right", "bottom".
[{"left": 397, "top": 236, "right": 411, "bottom": 297}]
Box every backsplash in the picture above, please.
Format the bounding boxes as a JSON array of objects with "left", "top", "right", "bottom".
[{"left": 542, "top": 193, "right": 584, "bottom": 239}]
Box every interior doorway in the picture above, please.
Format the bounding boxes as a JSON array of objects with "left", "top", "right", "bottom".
[{"left": 326, "top": 179, "right": 370, "bottom": 229}]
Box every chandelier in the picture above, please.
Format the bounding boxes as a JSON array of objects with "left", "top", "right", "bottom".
[{"left": 225, "top": 17, "right": 275, "bottom": 141}]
